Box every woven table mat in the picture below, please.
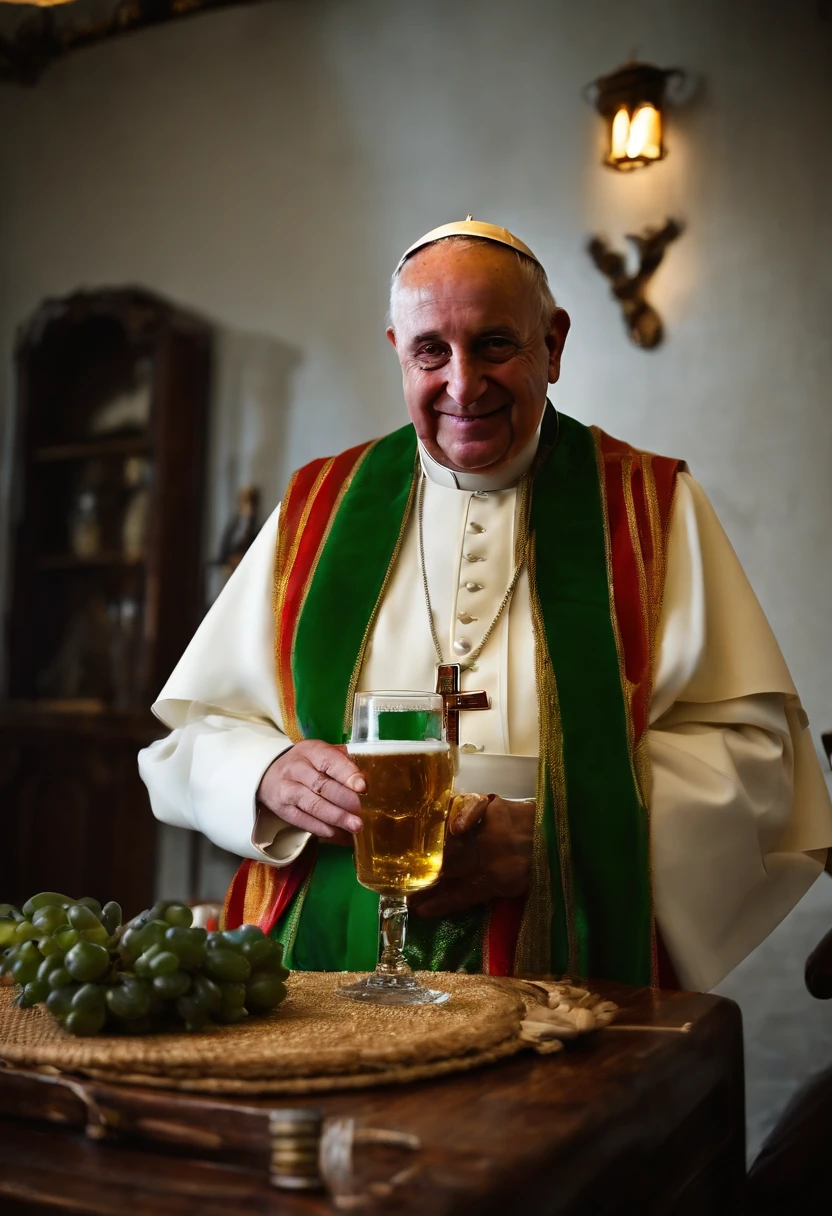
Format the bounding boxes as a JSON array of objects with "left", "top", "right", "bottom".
[{"left": 0, "top": 973, "right": 525, "bottom": 1094}]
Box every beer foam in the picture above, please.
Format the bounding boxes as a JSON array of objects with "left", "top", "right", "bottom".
[{"left": 347, "top": 739, "right": 450, "bottom": 755}]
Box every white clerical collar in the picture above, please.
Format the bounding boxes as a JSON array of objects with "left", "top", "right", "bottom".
[{"left": 419, "top": 414, "right": 544, "bottom": 492}]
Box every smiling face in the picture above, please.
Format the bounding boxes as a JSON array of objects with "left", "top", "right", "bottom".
[{"left": 387, "top": 240, "right": 570, "bottom": 473}]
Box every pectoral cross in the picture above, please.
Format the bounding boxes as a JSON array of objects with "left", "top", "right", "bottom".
[{"left": 435, "top": 663, "right": 490, "bottom": 746}]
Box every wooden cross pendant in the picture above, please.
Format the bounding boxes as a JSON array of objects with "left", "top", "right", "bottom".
[{"left": 435, "top": 663, "right": 490, "bottom": 746}]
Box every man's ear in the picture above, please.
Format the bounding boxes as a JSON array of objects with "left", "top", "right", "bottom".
[
  {"left": 386, "top": 326, "right": 398, "bottom": 350},
  {"left": 545, "top": 308, "right": 571, "bottom": 384}
]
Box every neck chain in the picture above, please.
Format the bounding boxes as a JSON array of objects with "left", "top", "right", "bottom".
[{"left": 418, "top": 472, "right": 531, "bottom": 672}]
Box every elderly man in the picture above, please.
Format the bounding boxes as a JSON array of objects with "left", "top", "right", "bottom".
[{"left": 139, "top": 218, "right": 832, "bottom": 991}]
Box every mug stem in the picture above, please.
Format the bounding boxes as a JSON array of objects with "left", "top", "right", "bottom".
[{"left": 377, "top": 895, "right": 412, "bottom": 977}]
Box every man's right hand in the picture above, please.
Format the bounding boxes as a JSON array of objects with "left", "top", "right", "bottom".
[{"left": 257, "top": 741, "right": 365, "bottom": 846}]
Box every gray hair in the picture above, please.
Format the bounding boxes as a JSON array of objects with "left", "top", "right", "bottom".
[{"left": 388, "top": 234, "right": 557, "bottom": 329}]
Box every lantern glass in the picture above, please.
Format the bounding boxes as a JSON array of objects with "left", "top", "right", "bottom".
[
  {"left": 610, "top": 108, "right": 631, "bottom": 161},
  {"left": 606, "top": 103, "right": 663, "bottom": 170},
  {"left": 628, "top": 104, "right": 662, "bottom": 160}
]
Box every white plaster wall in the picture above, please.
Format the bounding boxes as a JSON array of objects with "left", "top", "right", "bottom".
[{"left": 0, "top": 0, "right": 829, "bottom": 741}]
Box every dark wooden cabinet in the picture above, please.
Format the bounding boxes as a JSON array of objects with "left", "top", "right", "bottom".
[
  {"left": 0, "top": 288, "right": 211, "bottom": 916},
  {"left": 0, "top": 709, "right": 160, "bottom": 919}
]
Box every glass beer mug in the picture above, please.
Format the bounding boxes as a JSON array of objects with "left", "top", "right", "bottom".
[{"left": 336, "top": 691, "right": 454, "bottom": 1006}]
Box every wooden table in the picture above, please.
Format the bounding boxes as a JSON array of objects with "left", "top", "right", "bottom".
[{"left": 0, "top": 982, "right": 746, "bottom": 1215}]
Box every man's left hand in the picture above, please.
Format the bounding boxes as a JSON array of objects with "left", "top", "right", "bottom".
[{"left": 410, "top": 794, "right": 535, "bottom": 918}]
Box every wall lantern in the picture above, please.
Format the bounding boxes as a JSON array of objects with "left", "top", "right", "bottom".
[
  {"left": 585, "top": 62, "right": 684, "bottom": 172},
  {"left": 584, "top": 59, "right": 690, "bottom": 348}
]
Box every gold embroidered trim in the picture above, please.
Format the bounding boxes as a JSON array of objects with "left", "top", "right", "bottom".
[
  {"left": 481, "top": 902, "right": 493, "bottom": 974},
  {"left": 514, "top": 538, "right": 574, "bottom": 979},
  {"left": 641, "top": 455, "right": 664, "bottom": 607},
  {"left": 280, "top": 862, "right": 316, "bottom": 961},
  {"left": 620, "top": 453, "right": 653, "bottom": 801},
  {"left": 591, "top": 434, "right": 642, "bottom": 795},
  {"left": 289, "top": 441, "right": 379, "bottom": 736},
  {"left": 273, "top": 459, "right": 334, "bottom": 743},
  {"left": 272, "top": 443, "right": 379, "bottom": 744},
  {"left": 642, "top": 455, "right": 680, "bottom": 678},
  {"left": 590, "top": 431, "right": 659, "bottom": 986},
  {"left": 242, "top": 860, "right": 275, "bottom": 926},
  {"left": 640, "top": 461, "right": 682, "bottom": 984},
  {"left": 341, "top": 460, "right": 419, "bottom": 741},
  {"left": 618, "top": 454, "right": 658, "bottom": 986}
]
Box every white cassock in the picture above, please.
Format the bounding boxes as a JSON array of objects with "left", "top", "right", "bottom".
[{"left": 139, "top": 431, "right": 832, "bottom": 992}]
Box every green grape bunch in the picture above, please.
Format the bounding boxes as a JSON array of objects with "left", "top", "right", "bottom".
[{"left": 0, "top": 894, "right": 289, "bottom": 1037}]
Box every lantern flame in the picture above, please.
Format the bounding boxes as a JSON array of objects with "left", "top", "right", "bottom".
[
  {"left": 627, "top": 104, "right": 662, "bottom": 159},
  {"left": 609, "top": 104, "right": 663, "bottom": 167},
  {"left": 610, "top": 108, "right": 631, "bottom": 161}
]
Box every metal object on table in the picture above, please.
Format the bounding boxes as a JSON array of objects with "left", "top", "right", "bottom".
[
  {"left": 269, "top": 1107, "right": 323, "bottom": 1190},
  {"left": 268, "top": 1106, "right": 422, "bottom": 1205},
  {"left": 319, "top": 1116, "right": 421, "bottom": 1210}
]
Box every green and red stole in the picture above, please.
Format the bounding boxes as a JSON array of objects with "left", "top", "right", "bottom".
[{"left": 223, "top": 409, "right": 684, "bottom": 986}]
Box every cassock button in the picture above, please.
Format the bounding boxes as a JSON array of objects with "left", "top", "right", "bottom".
[
  {"left": 468, "top": 521, "right": 486, "bottom": 534},
  {"left": 453, "top": 638, "right": 472, "bottom": 655},
  {"left": 473, "top": 491, "right": 489, "bottom": 498},
  {"left": 464, "top": 581, "right": 484, "bottom": 593},
  {"left": 460, "top": 743, "right": 485, "bottom": 754},
  {"left": 463, "top": 552, "right": 486, "bottom": 563},
  {"left": 457, "top": 611, "right": 478, "bottom": 624}
]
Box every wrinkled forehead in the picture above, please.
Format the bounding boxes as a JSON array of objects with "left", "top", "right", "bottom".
[
  {"left": 398, "top": 236, "right": 525, "bottom": 283},
  {"left": 392, "top": 240, "right": 536, "bottom": 327}
]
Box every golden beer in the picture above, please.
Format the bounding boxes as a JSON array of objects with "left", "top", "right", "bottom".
[{"left": 348, "top": 740, "right": 454, "bottom": 897}]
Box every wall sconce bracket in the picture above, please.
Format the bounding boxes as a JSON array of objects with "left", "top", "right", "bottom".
[{"left": 587, "top": 219, "right": 683, "bottom": 349}]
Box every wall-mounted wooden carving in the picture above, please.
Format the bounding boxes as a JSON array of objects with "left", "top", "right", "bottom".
[
  {"left": 0, "top": 0, "right": 271, "bottom": 87},
  {"left": 587, "top": 218, "right": 683, "bottom": 349}
]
